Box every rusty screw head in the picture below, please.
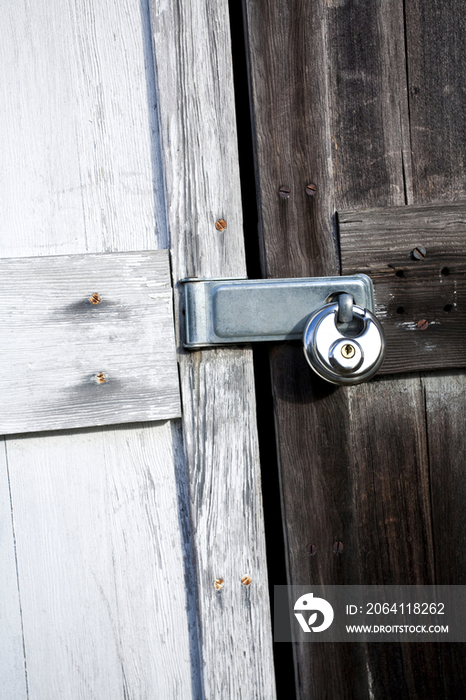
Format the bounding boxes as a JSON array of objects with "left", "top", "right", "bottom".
[
  {"left": 95, "top": 373, "right": 107, "bottom": 384},
  {"left": 305, "top": 183, "right": 317, "bottom": 196},
  {"left": 214, "top": 578, "right": 224, "bottom": 590},
  {"left": 417, "top": 319, "right": 429, "bottom": 331},
  {"left": 241, "top": 575, "right": 252, "bottom": 586},
  {"left": 411, "top": 245, "right": 426, "bottom": 260},
  {"left": 306, "top": 544, "right": 317, "bottom": 556},
  {"left": 90, "top": 292, "right": 101, "bottom": 305},
  {"left": 333, "top": 541, "right": 344, "bottom": 554},
  {"left": 215, "top": 219, "right": 227, "bottom": 231},
  {"left": 278, "top": 186, "right": 290, "bottom": 199}
]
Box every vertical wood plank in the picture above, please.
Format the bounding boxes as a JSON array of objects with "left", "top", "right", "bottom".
[
  {"left": 422, "top": 374, "right": 466, "bottom": 697},
  {"left": 0, "top": 0, "right": 168, "bottom": 257},
  {"left": 8, "top": 422, "right": 200, "bottom": 699},
  {"left": 424, "top": 374, "right": 466, "bottom": 584},
  {"left": 405, "top": 1, "right": 466, "bottom": 694},
  {"left": 0, "top": 440, "right": 28, "bottom": 698},
  {"left": 327, "top": 0, "right": 413, "bottom": 209},
  {"left": 149, "top": 1, "right": 277, "bottom": 697},
  {"left": 405, "top": 0, "right": 466, "bottom": 204},
  {"left": 243, "top": 0, "right": 444, "bottom": 697},
  {"left": 1, "top": 1, "right": 200, "bottom": 698}
]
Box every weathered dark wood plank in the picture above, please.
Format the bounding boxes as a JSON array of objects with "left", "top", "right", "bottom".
[
  {"left": 404, "top": 1, "right": 466, "bottom": 694},
  {"left": 424, "top": 373, "right": 466, "bottom": 584},
  {"left": 339, "top": 201, "right": 466, "bottom": 373},
  {"left": 243, "top": 0, "right": 447, "bottom": 697},
  {"left": 405, "top": 0, "right": 466, "bottom": 204},
  {"left": 242, "top": 0, "right": 337, "bottom": 279},
  {"left": 339, "top": 201, "right": 466, "bottom": 270},
  {"left": 421, "top": 373, "right": 466, "bottom": 698},
  {"left": 327, "top": 0, "right": 413, "bottom": 209}
]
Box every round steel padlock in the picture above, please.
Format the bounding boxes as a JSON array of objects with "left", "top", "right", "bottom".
[{"left": 303, "top": 302, "right": 385, "bottom": 385}]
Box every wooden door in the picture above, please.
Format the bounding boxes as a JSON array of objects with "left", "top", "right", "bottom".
[
  {"left": 243, "top": 0, "right": 466, "bottom": 697},
  {"left": 0, "top": 2, "right": 275, "bottom": 698}
]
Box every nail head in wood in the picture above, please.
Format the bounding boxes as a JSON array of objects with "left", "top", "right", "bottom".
[
  {"left": 278, "top": 186, "right": 290, "bottom": 199},
  {"left": 215, "top": 219, "right": 227, "bottom": 231}
]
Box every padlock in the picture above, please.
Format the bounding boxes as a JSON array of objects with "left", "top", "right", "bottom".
[{"left": 303, "top": 299, "right": 386, "bottom": 385}]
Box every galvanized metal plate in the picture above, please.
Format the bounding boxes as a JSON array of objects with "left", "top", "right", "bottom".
[
  {"left": 182, "top": 275, "right": 374, "bottom": 347},
  {"left": 0, "top": 251, "right": 181, "bottom": 434}
]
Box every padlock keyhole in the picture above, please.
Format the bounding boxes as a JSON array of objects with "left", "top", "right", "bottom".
[{"left": 341, "top": 344, "right": 356, "bottom": 359}]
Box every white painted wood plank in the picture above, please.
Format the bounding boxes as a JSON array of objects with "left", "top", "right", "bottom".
[
  {"left": 149, "top": 1, "right": 277, "bottom": 697},
  {"left": 0, "top": 0, "right": 168, "bottom": 257},
  {"left": 0, "top": 440, "right": 28, "bottom": 698},
  {"left": 8, "top": 422, "right": 199, "bottom": 700},
  {"left": 1, "top": 1, "right": 199, "bottom": 698},
  {"left": 0, "top": 251, "right": 180, "bottom": 434}
]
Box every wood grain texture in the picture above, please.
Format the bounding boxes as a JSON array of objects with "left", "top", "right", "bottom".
[
  {"left": 0, "top": 440, "right": 28, "bottom": 699},
  {"left": 421, "top": 374, "right": 466, "bottom": 698},
  {"left": 243, "top": 0, "right": 448, "bottom": 697},
  {"left": 405, "top": 0, "right": 466, "bottom": 204},
  {"left": 149, "top": 1, "right": 276, "bottom": 697},
  {"left": 0, "top": 251, "right": 180, "bottom": 434},
  {"left": 406, "top": 0, "right": 466, "bottom": 693},
  {"left": 327, "top": 0, "right": 413, "bottom": 210},
  {"left": 339, "top": 201, "right": 466, "bottom": 372},
  {"left": 1, "top": 1, "right": 200, "bottom": 698},
  {"left": 8, "top": 422, "right": 199, "bottom": 700},
  {"left": 0, "top": 1, "right": 168, "bottom": 256},
  {"left": 424, "top": 373, "right": 466, "bottom": 584}
]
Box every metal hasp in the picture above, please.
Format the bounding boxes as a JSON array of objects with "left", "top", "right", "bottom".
[{"left": 182, "top": 275, "right": 375, "bottom": 347}]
